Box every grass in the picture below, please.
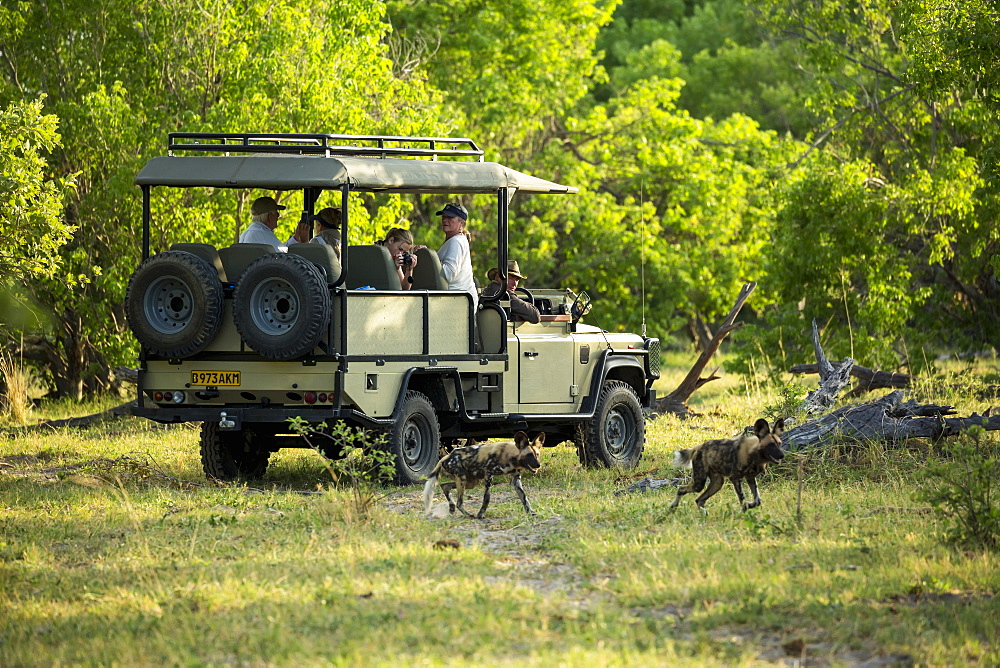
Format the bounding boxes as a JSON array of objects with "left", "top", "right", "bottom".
[
  {"left": 1, "top": 354, "right": 998, "bottom": 665},
  {"left": 0, "top": 350, "right": 33, "bottom": 425}
]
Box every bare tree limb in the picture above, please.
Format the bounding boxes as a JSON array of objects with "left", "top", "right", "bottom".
[{"left": 655, "top": 282, "right": 756, "bottom": 416}]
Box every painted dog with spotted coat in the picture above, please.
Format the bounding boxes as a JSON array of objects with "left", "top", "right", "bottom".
[
  {"left": 423, "top": 431, "right": 545, "bottom": 519},
  {"left": 670, "top": 418, "right": 785, "bottom": 512}
]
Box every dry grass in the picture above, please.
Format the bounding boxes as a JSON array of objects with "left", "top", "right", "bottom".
[{"left": 0, "top": 349, "right": 32, "bottom": 425}]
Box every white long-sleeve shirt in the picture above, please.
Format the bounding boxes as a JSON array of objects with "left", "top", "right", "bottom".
[{"left": 437, "top": 234, "right": 477, "bottom": 305}]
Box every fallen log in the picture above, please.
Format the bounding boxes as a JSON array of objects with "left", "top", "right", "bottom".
[{"left": 783, "top": 390, "right": 1000, "bottom": 450}]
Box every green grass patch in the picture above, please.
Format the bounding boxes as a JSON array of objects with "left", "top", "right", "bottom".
[{"left": 1, "top": 357, "right": 998, "bottom": 665}]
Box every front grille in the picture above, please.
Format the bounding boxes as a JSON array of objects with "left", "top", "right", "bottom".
[{"left": 644, "top": 338, "right": 661, "bottom": 378}]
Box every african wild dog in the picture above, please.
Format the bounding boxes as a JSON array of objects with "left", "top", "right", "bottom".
[
  {"left": 669, "top": 418, "right": 785, "bottom": 512},
  {"left": 423, "top": 431, "right": 545, "bottom": 519}
]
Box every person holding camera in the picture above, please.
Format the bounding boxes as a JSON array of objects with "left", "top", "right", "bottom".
[
  {"left": 376, "top": 227, "right": 418, "bottom": 290},
  {"left": 482, "top": 260, "right": 540, "bottom": 323}
]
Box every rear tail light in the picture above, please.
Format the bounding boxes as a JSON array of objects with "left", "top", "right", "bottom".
[
  {"left": 304, "top": 391, "right": 317, "bottom": 404},
  {"left": 318, "top": 393, "right": 327, "bottom": 403},
  {"left": 172, "top": 391, "right": 186, "bottom": 404}
]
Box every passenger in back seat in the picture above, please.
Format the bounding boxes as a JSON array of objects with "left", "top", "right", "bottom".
[
  {"left": 432, "top": 202, "right": 477, "bottom": 306},
  {"left": 376, "top": 227, "right": 418, "bottom": 290},
  {"left": 309, "top": 207, "right": 342, "bottom": 258},
  {"left": 240, "top": 196, "right": 305, "bottom": 251}
]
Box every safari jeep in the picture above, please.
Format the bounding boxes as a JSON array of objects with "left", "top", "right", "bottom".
[{"left": 126, "top": 133, "right": 660, "bottom": 484}]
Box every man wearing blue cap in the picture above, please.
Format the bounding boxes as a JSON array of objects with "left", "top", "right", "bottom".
[{"left": 435, "top": 202, "right": 477, "bottom": 304}]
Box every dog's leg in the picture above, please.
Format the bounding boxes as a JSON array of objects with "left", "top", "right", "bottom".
[
  {"left": 745, "top": 476, "right": 762, "bottom": 509},
  {"left": 695, "top": 474, "right": 725, "bottom": 512},
  {"left": 670, "top": 463, "right": 708, "bottom": 509},
  {"left": 440, "top": 481, "right": 457, "bottom": 513},
  {"left": 476, "top": 475, "right": 494, "bottom": 519},
  {"left": 455, "top": 480, "right": 478, "bottom": 518},
  {"left": 731, "top": 477, "right": 749, "bottom": 511},
  {"left": 510, "top": 473, "right": 535, "bottom": 516}
]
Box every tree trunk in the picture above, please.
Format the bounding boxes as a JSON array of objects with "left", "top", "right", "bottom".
[
  {"left": 655, "top": 282, "right": 756, "bottom": 416},
  {"left": 799, "top": 319, "right": 854, "bottom": 414},
  {"left": 790, "top": 361, "right": 915, "bottom": 395}
]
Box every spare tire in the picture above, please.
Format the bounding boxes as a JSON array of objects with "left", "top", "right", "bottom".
[
  {"left": 126, "top": 251, "right": 225, "bottom": 358},
  {"left": 232, "top": 252, "right": 331, "bottom": 360}
]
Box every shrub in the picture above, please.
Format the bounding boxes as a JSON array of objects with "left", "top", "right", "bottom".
[
  {"left": 915, "top": 426, "right": 1000, "bottom": 551},
  {"left": 287, "top": 418, "right": 396, "bottom": 521}
]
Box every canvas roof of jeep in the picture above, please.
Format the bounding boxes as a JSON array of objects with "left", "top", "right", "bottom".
[{"left": 135, "top": 132, "right": 579, "bottom": 195}]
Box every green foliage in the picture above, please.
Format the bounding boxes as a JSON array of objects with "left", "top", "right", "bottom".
[
  {"left": 761, "top": 381, "right": 807, "bottom": 422},
  {"left": 387, "top": 0, "right": 616, "bottom": 157},
  {"left": 901, "top": 1, "right": 1000, "bottom": 109},
  {"left": 287, "top": 417, "right": 396, "bottom": 520},
  {"left": 916, "top": 428, "right": 1000, "bottom": 552},
  {"left": 0, "top": 97, "right": 76, "bottom": 281}
]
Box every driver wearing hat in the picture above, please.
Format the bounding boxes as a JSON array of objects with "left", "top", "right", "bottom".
[{"left": 482, "top": 260, "right": 540, "bottom": 323}]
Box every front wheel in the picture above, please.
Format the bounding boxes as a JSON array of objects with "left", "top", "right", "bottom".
[
  {"left": 200, "top": 422, "right": 271, "bottom": 481},
  {"left": 578, "top": 380, "right": 645, "bottom": 469},
  {"left": 384, "top": 391, "right": 440, "bottom": 485}
]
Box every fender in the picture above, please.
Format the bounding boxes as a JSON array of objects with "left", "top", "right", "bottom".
[{"left": 578, "top": 349, "right": 648, "bottom": 414}]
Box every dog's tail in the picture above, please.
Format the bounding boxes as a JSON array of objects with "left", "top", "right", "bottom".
[
  {"left": 673, "top": 448, "right": 695, "bottom": 469},
  {"left": 422, "top": 458, "right": 445, "bottom": 515}
]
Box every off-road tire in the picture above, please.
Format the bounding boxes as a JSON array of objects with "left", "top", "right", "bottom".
[
  {"left": 232, "top": 253, "right": 331, "bottom": 360},
  {"left": 126, "top": 251, "right": 224, "bottom": 358},
  {"left": 578, "top": 380, "right": 645, "bottom": 469},
  {"left": 384, "top": 391, "right": 440, "bottom": 485},
  {"left": 200, "top": 422, "right": 271, "bottom": 481}
]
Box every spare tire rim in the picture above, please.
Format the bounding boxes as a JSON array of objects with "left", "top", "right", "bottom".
[
  {"left": 605, "top": 407, "right": 633, "bottom": 458},
  {"left": 144, "top": 275, "right": 195, "bottom": 334},
  {"left": 249, "top": 277, "right": 300, "bottom": 335}
]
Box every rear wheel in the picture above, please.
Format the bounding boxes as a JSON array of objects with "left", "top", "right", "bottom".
[
  {"left": 200, "top": 422, "right": 271, "bottom": 481},
  {"left": 578, "top": 380, "right": 645, "bottom": 469},
  {"left": 384, "top": 391, "right": 440, "bottom": 485}
]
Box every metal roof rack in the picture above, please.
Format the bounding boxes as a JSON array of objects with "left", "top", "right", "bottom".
[{"left": 167, "top": 132, "right": 484, "bottom": 161}]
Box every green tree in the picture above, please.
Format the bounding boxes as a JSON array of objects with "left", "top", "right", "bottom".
[
  {"left": 0, "top": 97, "right": 75, "bottom": 282},
  {"left": 728, "top": 0, "right": 1000, "bottom": 373},
  {"left": 386, "top": 0, "right": 616, "bottom": 160}
]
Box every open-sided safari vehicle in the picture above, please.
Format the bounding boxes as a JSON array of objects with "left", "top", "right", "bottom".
[{"left": 126, "top": 132, "right": 660, "bottom": 484}]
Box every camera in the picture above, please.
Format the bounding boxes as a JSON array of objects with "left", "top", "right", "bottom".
[{"left": 401, "top": 252, "right": 414, "bottom": 267}]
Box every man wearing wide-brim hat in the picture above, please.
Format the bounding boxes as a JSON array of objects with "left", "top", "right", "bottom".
[{"left": 482, "top": 259, "right": 540, "bottom": 323}]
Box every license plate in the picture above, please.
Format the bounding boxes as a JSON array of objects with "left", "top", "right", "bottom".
[{"left": 190, "top": 370, "right": 241, "bottom": 386}]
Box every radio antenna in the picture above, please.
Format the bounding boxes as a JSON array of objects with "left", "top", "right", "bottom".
[{"left": 640, "top": 179, "right": 647, "bottom": 337}]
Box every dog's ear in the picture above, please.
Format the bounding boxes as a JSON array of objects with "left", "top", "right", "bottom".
[
  {"left": 772, "top": 418, "right": 785, "bottom": 436},
  {"left": 753, "top": 418, "right": 770, "bottom": 438},
  {"left": 532, "top": 432, "right": 546, "bottom": 448},
  {"left": 514, "top": 431, "right": 529, "bottom": 446}
]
